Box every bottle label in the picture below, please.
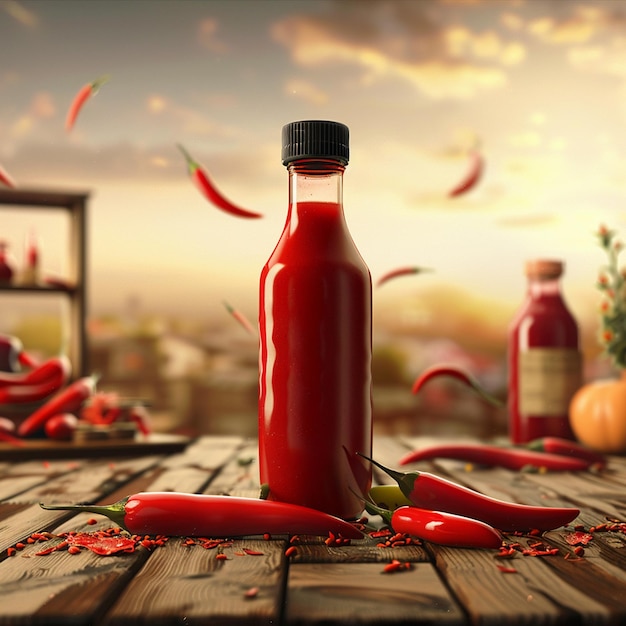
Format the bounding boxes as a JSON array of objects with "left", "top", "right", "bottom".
[{"left": 519, "top": 348, "right": 582, "bottom": 416}]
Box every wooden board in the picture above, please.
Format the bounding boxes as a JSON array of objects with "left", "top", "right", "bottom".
[{"left": 0, "top": 433, "right": 190, "bottom": 460}]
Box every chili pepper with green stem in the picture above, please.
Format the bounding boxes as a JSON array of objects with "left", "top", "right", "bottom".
[
  {"left": 398, "top": 442, "right": 592, "bottom": 472},
  {"left": 177, "top": 144, "right": 262, "bottom": 219},
  {"left": 376, "top": 266, "right": 432, "bottom": 288},
  {"left": 365, "top": 499, "right": 502, "bottom": 549},
  {"left": 358, "top": 454, "right": 579, "bottom": 532},
  {"left": 411, "top": 364, "right": 502, "bottom": 406},
  {"left": 527, "top": 437, "right": 607, "bottom": 469},
  {"left": 65, "top": 75, "right": 110, "bottom": 132},
  {"left": 40, "top": 492, "right": 364, "bottom": 538}
]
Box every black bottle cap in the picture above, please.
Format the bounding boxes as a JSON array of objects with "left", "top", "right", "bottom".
[{"left": 282, "top": 120, "right": 349, "bottom": 166}]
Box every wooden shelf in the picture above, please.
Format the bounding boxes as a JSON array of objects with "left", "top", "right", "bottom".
[{"left": 0, "top": 187, "right": 90, "bottom": 377}]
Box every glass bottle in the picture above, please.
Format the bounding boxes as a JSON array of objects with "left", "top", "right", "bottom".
[
  {"left": 507, "top": 259, "right": 582, "bottom": 444},
  {"left": 0, "top": 240, "right": 14, "bottom": 285},
  {"left": 258, "top": 120, "right": 372, "bottom": 519}
]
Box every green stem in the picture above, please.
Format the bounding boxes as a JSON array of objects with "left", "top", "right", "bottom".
[
  {"left": 176, "top": 143, "right": 198, "bottom": 175},
  {"left": 40, "top": 497, "right": 129, "bottom": 529},
  {"left": 356, "top": 453, "right": 418, "bottom": 501}
]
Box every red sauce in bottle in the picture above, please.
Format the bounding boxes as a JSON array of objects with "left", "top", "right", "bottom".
[
  {"left": 258, "top": 121, "right": 372, "bottom": 519},
  {"left": 507, "top": 259, "right": 582, "bottom": 444}
]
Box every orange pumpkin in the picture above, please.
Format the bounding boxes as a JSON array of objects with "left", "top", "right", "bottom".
[{"left": 569, "top": 372, "right": 626, "bottom": 454}]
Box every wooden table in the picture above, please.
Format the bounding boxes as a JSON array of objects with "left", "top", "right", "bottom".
[{"left": 1, "top": 435, "right": 626, "bottom": 625}]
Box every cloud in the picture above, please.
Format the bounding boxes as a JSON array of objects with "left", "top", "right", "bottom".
[
  {"left": 197, "top": 17, "right": 229, "bottom": 53},
  {"left": 284, "top": 78, "right": 329, "bottom": 105},
  {"left": 271, "top": 1, "right": 525, "bottom": 99},
  {"left": 1, "top": 0, "right": 39, "bottom": 28},
  {"left": 7, "top": 91, "right": 56, "bottom": 139},
  {"left": 528, "top": 6, "right": 608, "bottom": 45}
]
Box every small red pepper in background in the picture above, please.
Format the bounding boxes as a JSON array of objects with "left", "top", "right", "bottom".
[
  {"left": 365, "top": 499, "right": 502, "bottom": 550},
  {"left": 65, "top": 75, "right": 110, "bottom": 132},
  {"left": 527, "top": 437, "right": 607, "bottom": 470},
  {"left": 177, "top": 144, "right": 262, "bottom": 219},
  {"left": 223, "top": 300, "right": 256, "bottom": 335},
  {"left": 448, "top": 149, "right": 484, "bottom": 197},
  {"left": 44, "top": 413, "right": 78, "bottom": 441},
  {"left": 0, "top": 416, "right": 23, "bottom": 446},
  {"left": 40, "top": 492, "right": 364, "bottom": 539},
  {"left": 358, "top": 454, "right": 579, "bottom": 533},
  {"left": 0, "top": 355, "right": 71, "bottom": 388},
  {"left": 398, "top": 442, "right": 592, "bottom": 472},
  {"left": 411, "top": 364, "right": 502, "bottom": 407},
  {"left": 17, "top": 374, "right": 98, "bottom": 437},
  {"left": 0, "top": 163, "right": 16, "bottom": 188},
  {"left": 376, "top": 266, "right": 433, "bottom": 288}
]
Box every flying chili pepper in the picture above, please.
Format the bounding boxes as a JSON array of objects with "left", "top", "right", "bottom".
[
  {"left": 223, "top": 300, "right": 256, "bottom": 335},
  {"left": 398, "top": 442, "right": 592, "bottom": 472},
  {"left": 448, "top": 149, "right": 484, "bottom": 197},
  {"left": 527, "top": 437, "right": 607, "bottom": 470},
  {"left": 177, "top": 144, "right": 262, "bottom": 219},
  {"left": 17, "top": 374, "right": 98, "bottom": 437},
  {"left": 40, "top": 492, "right": 364, "bottom": 538},
  {"left": 0, "top": 163, "right": 16, "bottom": 188},
  {"left": 365, "top": 499, "right": 502, "bottom": 549},
  {"left": 411, "top": 364, "right": 502, "bottom": 406},
  {"left": 376, "top": 266, "right": 432, "bottom": 288},
  {"left": 358, "top": 454, "right": 579, "bottom": 532},
  {"left": 65, "top": 75, "right": 110, "bottom": 132}
]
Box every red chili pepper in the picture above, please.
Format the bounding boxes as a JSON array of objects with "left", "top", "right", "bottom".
[
  {"left": 376, "top": 266, "right": 432, "bottom": 288},
  {"left": 39, "top": 492, "right": 364, "bottom": 538},
  {"left": 0, "top": 355, "right": 71, "bottom": 388},
  {"left": 0, "top": 373, "right": 66, "bottom": 405},
  {"left": 366, "top": 499, "right": 502, "bottom": 549},
  {"left": 0, "top": 416, "right": 23, "bottom": 446},
  {"left": 128, "top": 404, "right": 152, "bottom": 435},
  {"left": 448, "top": 149, "right": 484, "bottom": 197},
  {"left": 398, "top": 443, "right": 592, "bottom": 472},
  {"left": 44, "top": 413, "right": 78, "bottom": 441},
  {"left": 177, "top": 144, "right": 262, "bottom": 219},
  {"left": 527, "top": 437, "right": 607, "bottom": 469},
  {"left": 223, "top": 300, "right": 256, "bottom": 335},
  {"left": 17, "top": 374, "right": 98, "bottom": 437},
  {"left": 0, "top": 163, "right": 16, "bottom": 188},
  {"left": 411, "top": 364, "right": 502, "bottom": 406},
  {"left": 65, "top": 75, "right": 110, "bottom": 132},
  {"left": 358, "top": 454, "right": 580, "bottom": 532}
]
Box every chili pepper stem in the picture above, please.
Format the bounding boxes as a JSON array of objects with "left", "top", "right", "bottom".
[
  {"left": 177, "top": 143, "right": 198, "bottom": 176},
  {"left": 357, "top": 453, "right": 417, "bottom": 497},
  {"left": 40, "top": 497, "right": 129, "bottom": 530},
  {"left": 349, "top": 487, "right": 393, "bottom": 524}
]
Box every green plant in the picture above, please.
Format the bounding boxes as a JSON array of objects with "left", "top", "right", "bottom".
[{"left": 596, "top": 225, "right": 626, "bottom": 368}]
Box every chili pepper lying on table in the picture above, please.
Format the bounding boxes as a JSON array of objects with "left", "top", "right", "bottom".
[
  {"left": 0, "top": 355, "right": 71, "bottom": 388},
  {"left": 411, "top": 364, "right": 502, "bottom": 406},
  {"left": 364, "top": 498, "right": 502, "bottom": 549},
  {"left": 527, "top": 437, "right": 607, "bottom": 469},
  {"left": 17, "top": 374, "right": 98, "bottom": 438},
  {"left": 358, "top": 454, "right": 579, "bottom": 532},
  {"left": 44, "top": 413, "right": 79, "bottom": 441},
  {"left": 177, "top": 144, "right": 262, "bottom": 219},
  {"left": 398, "top": 442, "right": 592, "bottom": 472},
  {"left": 40, "top": 492, "right": 364, "bottom": 538}
]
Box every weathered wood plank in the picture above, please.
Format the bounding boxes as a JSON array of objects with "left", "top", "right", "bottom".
[
  {"left": 284, "top": 561, "right": 465, "bottom": 625},
  {"left": 102, "top": 538, "right": 286, "bottom": 625}
]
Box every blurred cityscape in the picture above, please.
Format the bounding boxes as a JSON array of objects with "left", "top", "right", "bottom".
[{"left": 2, "top": 282, "right": 609, "bottom": 442}]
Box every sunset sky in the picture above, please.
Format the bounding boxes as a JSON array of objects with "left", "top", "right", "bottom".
[{"left": 2, "top": 0, "right": 626, "bottom": 328}]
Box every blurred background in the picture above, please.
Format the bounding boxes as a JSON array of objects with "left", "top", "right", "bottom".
[{"left": 1, "top": 0, "right": 625, "bottom": 440}]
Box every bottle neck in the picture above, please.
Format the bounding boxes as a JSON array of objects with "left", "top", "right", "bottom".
[
  {"left": 527, "top": 276, "right": 562, "bottom": 298},
  {"left": 287, "top": 159, "right": 345, "bottom": 208}
]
